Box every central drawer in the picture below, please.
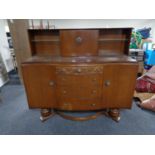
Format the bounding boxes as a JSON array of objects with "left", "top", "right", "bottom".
[
  {"left": 57, "top": 74, "right": 102, "bottom": 86},
  {"left": 55, "top": 65, "right": 103, "bottom": 110}
]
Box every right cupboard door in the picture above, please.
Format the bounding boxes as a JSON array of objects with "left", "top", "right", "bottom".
[{"left": 102, "top": 63, "right": 138, "bottom": 109}]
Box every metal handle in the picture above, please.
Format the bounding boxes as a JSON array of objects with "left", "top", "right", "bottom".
[
  {"left": 104, "top": 80, "right": 111, "bottom": 87},
  {"left": 49, "top": 81, "right": 55, "bottom": 86},
  {"left": 76, "top": 68, "right": 82, "bottom": 73},
  {"left": 75, "top": 36, "right": 82, "bottom": 43}
]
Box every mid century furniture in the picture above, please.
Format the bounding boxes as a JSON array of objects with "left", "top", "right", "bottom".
[{"left": 21, "top": 28, "right": 138, "bottom": 122}]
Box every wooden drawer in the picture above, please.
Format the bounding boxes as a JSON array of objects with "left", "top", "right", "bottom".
[
  {"left": 57, "top": 74, "right": 103, "bottom": 86},
  {"left": 56, "top": 65, "right": 103, "bottom": 75},
  {"left": 56, "top": 97, "right": 102, "bottom": 111},
  {"left": 56, "top": 65, "right": 103, "bottom": 86},
  {"left": 57, "top": 85, "right": 102, "bottom": 98},
  {"left": 60, "top": 30, "right": 99, "bottom": 56}
]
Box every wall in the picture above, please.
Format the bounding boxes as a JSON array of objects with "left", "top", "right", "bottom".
[
  {"left": 140, "top": 20, "right": 155, "bottom": 42},
  {"left": 0, "top": 19, "right": 14, "bottom": 72},
  {"left": 29, "top": 19, "right": 155, "bottom": 41}
]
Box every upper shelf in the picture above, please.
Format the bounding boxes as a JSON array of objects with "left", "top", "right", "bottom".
[
  {"left": 31, "top": 39, "right": 60, "bottom": 42},
  {"left": 98, "top": 38, "right": 129, "bottom": 42},
  {"left": 28, "top": 28, "right": 132, "bottom": 56},
  {"left": 31, "top": 38, "right": 129, "bottom": 42}
]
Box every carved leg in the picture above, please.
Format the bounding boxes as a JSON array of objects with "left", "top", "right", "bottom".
[
  {"left": 40, "top": 109, "right": 55, "bottom": 122},
  {"left": 108, "top": 109, "right": 120, "bottom": 122}
]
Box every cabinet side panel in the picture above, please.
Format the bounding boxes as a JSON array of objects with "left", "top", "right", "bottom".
[{"left": 22, "top": 64, "right": 43, "bottom": 108}]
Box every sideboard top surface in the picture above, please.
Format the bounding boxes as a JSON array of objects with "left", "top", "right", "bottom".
[{"left": 22, "top": 55, "right": 137, "bottom": 64}]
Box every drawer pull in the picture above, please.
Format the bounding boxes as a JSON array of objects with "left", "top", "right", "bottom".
[
  {"left": 63, "top": 90, "right": 67, "bottom": 94},
  {"left": 105, "top": 80, "right": 111, "bottom": 87},
  {"left": 76, "top": 68, "right": 82, "bottom": 73},
  {"left": 49, "top": 81, "right": 55, "bottom": 86},
  {"left": 92, "top": 90, "right": 97, "bottom": 94},
  {"left": 64, "top": 102, "right": 69, "bottom": 105},
  {"left": 62, "top": 78, "right": 66, "bottom": 81},
  {"left": 91, "top": 103, "right": 96, "bottom": 106},
  {"left": 92, "top": 78, "right": 97, "bottom": 82},
  {"left": 75, "top": 36, "right": 82, "bottom": 44}
]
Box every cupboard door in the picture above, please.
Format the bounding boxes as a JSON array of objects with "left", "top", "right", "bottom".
[
  {"left": 102, "top": 63, "right": 138, "bottom": 108},
  {"left": 60, "top": 30, "right": 99, "bottom": 56},
  {"left": 22, "top": 64, "right": 56, "bottom": 108}
]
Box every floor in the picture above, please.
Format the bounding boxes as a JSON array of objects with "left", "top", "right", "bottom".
[{"left": 0, "top": 70, "right": 155, "bottom": 135}]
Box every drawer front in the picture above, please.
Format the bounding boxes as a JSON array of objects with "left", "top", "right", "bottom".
[
  {"left": 56, "top": 66, "right": 103, "bottom": 75},
  {"left": 56, "top": 98, "right": 102, "bottom": 111},
  {"left": 57, "top": 85, "right": 102, "bottom": 98},
  {"left": 60, "top": 30, "right": 99, "bottom": 56},
  {"left": 57, "top": 74, "right": 102, "bottom": 86}
]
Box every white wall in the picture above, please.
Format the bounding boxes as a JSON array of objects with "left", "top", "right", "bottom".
[
  {"left": 29, "top": 19, "right": 155, "bottom": 41},
  {"left": 139, "top": 20, "right": 155, "bottom": 42},
  {"left": 0, "top": 19, "right": 14, "bottom": 72}
]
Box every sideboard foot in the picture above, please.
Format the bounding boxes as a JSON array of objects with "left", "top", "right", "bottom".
[
  {"left": 40, "top": 109, "right": 55, "bottom": 122},
  {"left": 108, "top": 109, "right": 120, "bottom": 122}
]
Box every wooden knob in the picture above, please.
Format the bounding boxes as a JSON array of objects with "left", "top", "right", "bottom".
[
  {"left": 62, "top": 78, "right": 66, "bottom": 81},
  {"left": 92, "top": 90, "right": 97, "bottom": 94},
  {"left": 63, "top": 90, "right": 67, "bottom": 94}
]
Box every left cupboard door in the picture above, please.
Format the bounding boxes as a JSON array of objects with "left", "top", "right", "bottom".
[{"left": 21, "top": 64, "right": 57, "bottom": 108}]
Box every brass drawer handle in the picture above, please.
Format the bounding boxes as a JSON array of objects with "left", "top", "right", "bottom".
[
  {"left": 91, "top": 103, "right": 96, "bottom": 106},
  {"left": 49, "top": 81, "right": 55, "bottom": 86},
  {"left": 76, "top": 68, "right": 82, "bottom": 73},
  {"left": 92, "top": 78, "right": 97, "bottom": 82},
  {"left": 104, "top": 80, "right": 111, "bottom": 87},
  {"left": 75, "top": 36, "right": 82, "bottom": 44}
]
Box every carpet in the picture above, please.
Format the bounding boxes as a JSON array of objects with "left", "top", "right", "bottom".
[{"left": 0, "top": 84, "right": 155, "bottom": 135}]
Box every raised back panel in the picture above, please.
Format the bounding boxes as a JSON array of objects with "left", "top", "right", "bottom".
[
  {"left": 28, "top": 29, "right": 60, "bottom": 56},
  {"left": 98, "top": 28, "right": 132, "bottom": 55},
  {"left": 28, "top": 28, "right": 132, "bottom": 57},
  {"left": 60, "top": 30, "right": 99, "bottom": 56}
]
